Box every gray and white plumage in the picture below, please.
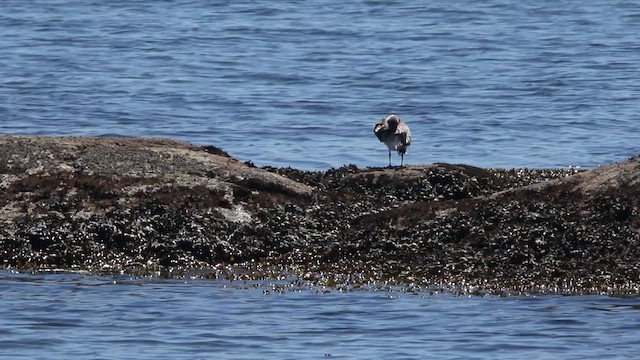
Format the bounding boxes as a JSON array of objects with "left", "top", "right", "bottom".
[{"left": 374, "top": 114, "right": 412, "bottom": 167}]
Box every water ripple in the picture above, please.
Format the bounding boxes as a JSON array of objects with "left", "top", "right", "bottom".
[
  {"left": 1, "top": 272, "right": 640, "bottom": 358},
  {"left": 1, "top": 0, "right": 639, "bottom": 170}
]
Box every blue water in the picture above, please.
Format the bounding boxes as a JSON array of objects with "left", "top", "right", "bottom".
[
  {"left": 1, "top": 270, "right": 639, "bottom": 360},
  {"left": 1, "top": 0, "right": 639, "bottom": 169},
  {"left": 2, "top": 1, "right": 640, "bottom": 358}
]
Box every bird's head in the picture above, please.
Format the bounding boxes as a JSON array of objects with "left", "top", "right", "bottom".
[{"left": 385, "top": 114, "right": 400, "bottom": 127}]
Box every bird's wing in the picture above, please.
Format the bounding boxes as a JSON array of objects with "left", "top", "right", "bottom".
[
  {"left": 396, "top": 123, "right": 412, "bottom": 146},
  {"left": 374, "top": 122, "right": 385, "bottom": 141}
]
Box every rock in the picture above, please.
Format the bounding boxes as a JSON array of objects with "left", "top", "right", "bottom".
[{"left": 1, "top": 135, "right": 638, "bottom": 295}]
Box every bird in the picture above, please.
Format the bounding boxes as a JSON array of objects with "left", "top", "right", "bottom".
[{"left": 374, "top": 114, "right": 412, "bottom": 167}]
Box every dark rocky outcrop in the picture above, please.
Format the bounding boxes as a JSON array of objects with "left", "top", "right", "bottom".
[{"left": 1, "top": 135, "right": 638, "bottom": 295}]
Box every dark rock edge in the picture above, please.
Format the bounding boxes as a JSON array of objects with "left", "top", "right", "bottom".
[{"left": 1, "top": 135, "right": 639, "bottom": 296}]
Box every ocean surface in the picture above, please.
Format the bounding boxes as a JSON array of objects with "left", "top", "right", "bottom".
[
  {"left": 1, "top": 0, "right": 639, "bottom": 169},
  {"left": 1, "top": 270, "right": 640, "bottom": 360},
  {"left": 2, "top": 1, "right": 640, "bottom": 358}
]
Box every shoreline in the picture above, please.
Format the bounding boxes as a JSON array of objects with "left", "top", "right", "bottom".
[{"left": 1, "top": 135, "right": 638, "bottom": 295}]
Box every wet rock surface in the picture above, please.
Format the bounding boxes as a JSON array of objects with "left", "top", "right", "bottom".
[{"left": 1, "top": 135, "right": 638, "bottom": 295}]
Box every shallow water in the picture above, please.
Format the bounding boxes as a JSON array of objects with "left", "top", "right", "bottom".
[
  {"left": 1, "top": 271, "right": 639, "bottom": 359},
  {"left": 1, "top": 0, "right": 639, "bottom": 169}
]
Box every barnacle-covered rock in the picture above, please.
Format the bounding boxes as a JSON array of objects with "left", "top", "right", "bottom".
[{"left": 1, "top": 135, "right": 639, "bottom": 295}]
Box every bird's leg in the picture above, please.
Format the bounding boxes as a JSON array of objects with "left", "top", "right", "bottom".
[
  {"left": 400, "top": 153, "right": 404, "bottom": 167},
  {"left": 388, "top": 150, "right": 392, "bottom": 167}
]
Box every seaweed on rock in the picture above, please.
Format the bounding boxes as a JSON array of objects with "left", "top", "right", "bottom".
[{"left": 1, "top": 135, "right": 638, "bottom": 295}]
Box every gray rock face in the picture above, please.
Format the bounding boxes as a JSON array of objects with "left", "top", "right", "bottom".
[{"left": 1, "top": 135, "right": 639, "bottom": 295}]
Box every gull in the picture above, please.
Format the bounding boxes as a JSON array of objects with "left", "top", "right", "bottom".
[{"left": 374, "top": 114, "right": 412, "bottom": 167}]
